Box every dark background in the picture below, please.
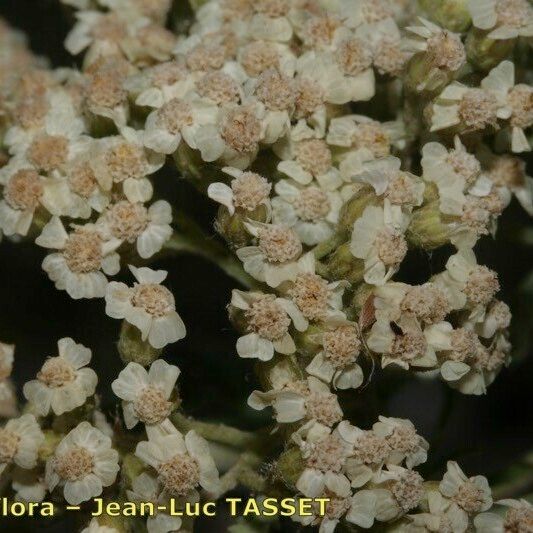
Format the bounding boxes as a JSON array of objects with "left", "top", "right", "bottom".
[{"left": 0, "top": 1, "right": 532, "bottom": 531}]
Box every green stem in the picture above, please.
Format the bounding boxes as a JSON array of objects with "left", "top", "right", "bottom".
[
  {"left": 171, "top": 412, "right": 273, "bottom": 452},
  {"left": 217, "top": 452, "right": 266, "bottom": 495},
  {"left": 163, "top": 212, "right": 257, "bottom": 289}
]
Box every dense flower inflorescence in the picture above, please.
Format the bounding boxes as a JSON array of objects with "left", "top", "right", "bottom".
[{"left": 0, "top": 0, "right": 531, "bottom": 531}]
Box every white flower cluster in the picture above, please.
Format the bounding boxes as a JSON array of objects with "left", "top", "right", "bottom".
[{"left": 0, "top": 0, "right": 532, "bottom": 531}]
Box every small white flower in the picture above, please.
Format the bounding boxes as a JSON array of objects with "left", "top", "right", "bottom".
[
  {"left": 4, "top": 87, "right": 85, "bottom": 154},
  {"left": 296, "top": 48, "right": 374, "bottom": 105},
  {"left": 336, "top": 421, "right": 391, "bottom": 488},
  {"left": 345, "top": 488, "right": 383, "bottom": 529},
  {"left": 306, "top": 319, "right": 364, "bottom": 390},
  {"left": 408, "top": 489, "right": 470, "bottom": 532},
  {"left": 334, "top": 0, "right": 393, "bottom": 30},
  {"left": 237, "top": 221, "right": 304, "bottom": 287},
  {"left": 207, "top": 167, "right": 272, "bottom": 216},
  {"left": 430, "top": 77, "right": 508, "bottom": 134},
  {"left": 292, "top": 490, "right": 352, "bottom": 533},
  {"left": 248, "top": 376, "right": 343, "bottom": 427},
  {"left": 83, "top": 62, "right": 132, "bottom": 127},
  {"left": 285, "top": 253, "right": 348, "bottom": 322},
  {"left": 36, "top": 218, "right": 121, "bottom": 300},
  {"left": 194, "top": 103, "right": 265, "bottom": 169},
  {"left": 348, "top": 156, "right": 425, "bottom": 210},
  {"left": 112, "top": 359, "right": 180, "bottom": 429},
  {"left": 272, "top": 179, "right": 342, "bottom": 245},
  {"left": 64, "top": 9, "right": 147, "bottom": 59},
  {"left": 249, "top": 1, "right": 293, "bottom": 43},
  {"left": 480, "top": 149, "right": 533, "bottom": 215},
  {"left": 237, "top": 39, "right": 296, "bottom": 80},
  {"left": 143, "top": 95, "right": 219, "bottom": 155},
  {"left": 0, "top": 342, "right": 14, "bottom": 383},
  {"left": 439, "top": 461, "right": 492, "bottom": 528},
  {"left": 125, "top": 61, "right": 193, "bottom": 108},
  {"left": 367, "top": 314, "right": 440, "bottom": 370},
  {"left": 327, "top": 115, "right": 404, "bottom": 158},
  {"left": 422, "top": 137, "right": 487, "bottom": 216},
  {"left": 91, "top": 128, "right": 165, "bottom": 203},
  {"left": 294, "top": 421, "right": 353, "bottom": 498},
  {"left": 0, "top": 161, "right": 70, "bottom": 237},
  {"left": 61, "top": 151, "right": 112, "bottom": 219},
  {"left": 243, "top": 68, "right": 295, "bottom": 142},
  {"left": 468, "top": 0, "right": 533, "bottom": 40},
  {"left": 45, "top": 421, "right": 119, "bottom": 505},
  {"left": 372, "top": 464, "right": 425, "bottom": 517},
  {"left": 98, "top": 199, "right": 172, "bottom": 259},
  {"left": 476, "top": 299, "right": 512, "bottom": 339},
  {"left": 23, "top": 338, "right": 97, "bottom": 416},
  {"left": 432, "top": 325, "right": 511, "bottom": 395},
  {"left": 372, "top": 416, "right": 429, "bottom": 469},
  {"left": 432, "top": 248, "right": 500, "bottom": 320},
  {"left": 0, "top": 414, "right": 44, "bottom": 475},
  {"left": 135, "top": 424, "right": 220, "bottom": 499},
  {"left": 126, "top": 472, "right": 183, "bottom": 533},
  {"left": 481, "top": 60, "right": 533, "bottom": 153},
  {"left": 350, "top": 202, "right": 410, "bottom": 286},
  {"left": 474, "top": 498, "right": 533, "bottom": 533},
  {"left": 403, "top": 17, "right": 466, "bottom": 92},
  {"left": 105, "top": 266, "right": 186, "bottom": 349},
  {"left": 373, "top": 281, "right": 451, "bottom": 325},
  {"left": 119, "top": 23, "right": 177, "bottom": 66},
  {"left": 276, "top": 137, "right": 340, "bottom": 189},
  {"left": 0, "top": 342, "right": 17, "bottom": 418},
  {"left": 230, "top": 289, "right": 307, "bottom": 361}
]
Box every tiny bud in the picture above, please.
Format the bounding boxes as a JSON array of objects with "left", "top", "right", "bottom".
[
  {"left": 406, "top": 201, "right": 452, "bottom": 250},
  {"left": 255, "top": 356, "right": 304, "bottom": 393},
  {"left": 38, "top": 430, "right": 63, "bottom": 462},
  {"left": 121, "top": 453, "right": 147, "bottom": 487},
  {"left": 215, "top": 204, "right": 270, "bottom": 250},
  {"left": 465, "top": 29, "right": 515, "bottom": 72},
  {"left": 323, "top": 243, "right": 366, "bottom": 284},
  {"left": 419, "top": 0, "right": 472, "bottom": 32},
  {"left": 173, "top": 143, "right": 226, "bottom": 191},
  {"left": 275, "top": 447, "right": 305, "bottom": 490},
  {"left": 336, "top": 186, "right": 380, "bottom": 237},
  {"left": 293, "top": 323, "right": 326, "bottom": 358},
  {"left": 118, "top": 320, "right": 162, "bottom": 367}
]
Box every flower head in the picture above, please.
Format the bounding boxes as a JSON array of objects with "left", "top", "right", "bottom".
[
  {"left": 0, "top": 414, "right": 43, "bottom": 475},
  {"left": 23, "top": 338, "right": 97, "bottom": 416},
  {"left": 45, "top": 421, "right": 119, "bottom": 505},
  {"left": 106, "top": 266, "right": 186, "bottom": 349},
  {"left": 230, "top": 289, "right": 307, "bottom": 361},
  {"left": 36, "top": 217, "right": 121, "bottom": 299},
  {"left": 112, "top": 359, "right": 180, "bottom": 429},
  {"left": 135, "top": 424, "right": 219, "bottom": 499}
]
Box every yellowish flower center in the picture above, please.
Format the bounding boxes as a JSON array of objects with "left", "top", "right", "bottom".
[
  {"left": 132, "top": 284, "right": 175, "bottom": 317},
  {"left": 64, "top": 229, "right": 104, "bottom": 274},
  {"left": 157, "top": 453, "right": 200, "bottom": 496},
  {"left": 38, "top": 357, "right": 76, "bottom": 388},
  {"left": 0, "top": 428, "right": 20, "bottom": 464},
  {"left": 4, "top": 169, "right": 43, "bottom": 211},
  {"left": 245, "top": 295, "right": 290, "bottom": 341},
  {"left": 258, "top": 225, "right": 302, "bottom": 263},
  {"left": 231, "top": 172, "right": 271, "bottom": 211},
  {"left": 54, "top": 446, "right": 94, "bottom": 481},
  {"left": 133, "top": 386, "right": 172, "bottom": 424}
]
